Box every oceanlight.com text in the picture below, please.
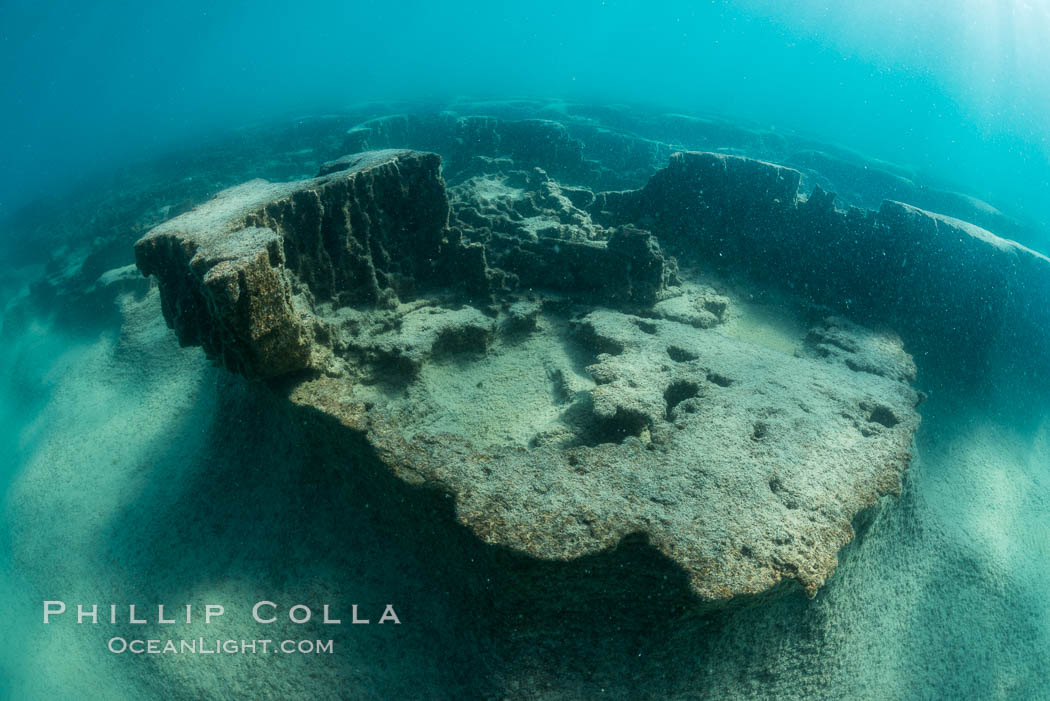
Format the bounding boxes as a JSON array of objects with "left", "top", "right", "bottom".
[{"left": 107, "top": 637, "right": 335, "bottom": 655}]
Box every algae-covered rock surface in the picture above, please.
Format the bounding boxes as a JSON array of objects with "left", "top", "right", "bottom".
[{"left": 136, "top": 146, "right": 923, "bottom": 605}]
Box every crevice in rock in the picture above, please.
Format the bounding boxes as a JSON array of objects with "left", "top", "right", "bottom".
[
  {"left": 664, "top": 380, "right": 701, "bottom": 420},
  {"left": 632, "top": 318, "right": 658, "bottom": 335},
  {"left": 706, "top": 372, "right": 734, "bottom": 387},
  {"left": 666, "top": 345, "right": 699, "bottom": 362},
  {"left": 867, "top": 404, "right": 900, "bottom": 428}
]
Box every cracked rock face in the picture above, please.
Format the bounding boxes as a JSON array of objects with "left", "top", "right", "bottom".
[
  {"left": 136, "top": 147, "right": 922, "bottom": 605},
  {"left": 135, "top": 150, "right": 452, "bottom": 377}
]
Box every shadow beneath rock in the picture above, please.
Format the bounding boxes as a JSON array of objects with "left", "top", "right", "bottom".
[{"left": 100, "top": 374, "right": 738, "bottom": 698}]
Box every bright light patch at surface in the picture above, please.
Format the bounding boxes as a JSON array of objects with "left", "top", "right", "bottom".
[{"left": 741, "top": 0, "right": 1050, "bottom": 139}]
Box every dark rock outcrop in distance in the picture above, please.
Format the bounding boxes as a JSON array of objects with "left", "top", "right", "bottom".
[
  {"left": 554, "top": 105, "right": 1039, "bottom": 245},
  {"left": 342, "top": 110, "right": 674, "bottom": 192},
  {"left": 594, "top": 150, "right": 1050, "bottom": 390},
  {"left": 337, "top": 101, "right": 1042, "bottom": 248},
  {"left": 135, "top": 147, "right": 923, "bottom": 608}
]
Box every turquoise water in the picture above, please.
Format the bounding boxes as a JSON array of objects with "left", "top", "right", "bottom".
[
  {"left": 3, "top": 2, "right": 1049, "bottom": 237},
  {"left": 2, "top": 2, "right": 1049, "bottom": 699}
]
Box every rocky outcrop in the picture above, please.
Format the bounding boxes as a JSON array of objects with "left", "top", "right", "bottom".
[
  {"left": 135, "top": 150, "right": 453, "bottom": 377},
  {"left": 596, "top": 150, "right": 1050, "bottom": 390},
  {"left": 344, "top": 114, "right": 588, "bottom": 183},
  {"left": 136, "top": 147, "right": 924, "bottom": 607},
  {"left": 135, "top": 150, "right": 683, "bottom": 379},
  {"left": 10, "top": 99, "right": 1044, "bottom": 352},
  {"left": 448, "top": 164, "right": 678, "bottom": 304},
  {"left": 342, "top": 112, "right": 670, "bottom": 190},
  {"left": 335, "top": 105, "right": 1036, "bottom": 243},
  {"left": 592, "top": 151, "right": 802, "bottom": 258}
]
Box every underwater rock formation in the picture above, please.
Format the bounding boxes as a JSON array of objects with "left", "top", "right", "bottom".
[
  {"left": 135, "top": 147, "right": 923, "bottom": 605},
  {"left": 334, "top": 105, "right": 1033, "bottom": 241},
  {"left": 135, "top": 149, "right": 682, "bottom": 377},
  {"left": 342, "top": 111, "right": 671, "bottom": 190},
  {"left": 135, "top": 150, "right": 451, "bottom": 377},
  {"left": 596, "top": 150, "right": 1050, "bottom": 386},
  {"left": 7, "top": 102, "right": 1049, "bottom": 699},
  {"left": 447, "top": 163, "right": 678, "bottom": 304}
]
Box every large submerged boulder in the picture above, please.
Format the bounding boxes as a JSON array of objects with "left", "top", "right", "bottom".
[{"left": 135, "top": 147, "right": 925, "bottom": 607}]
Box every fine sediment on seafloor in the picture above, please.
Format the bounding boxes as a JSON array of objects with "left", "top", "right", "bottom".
[{"left": 135, "top": 147, "right": 925, "bottom": 605}]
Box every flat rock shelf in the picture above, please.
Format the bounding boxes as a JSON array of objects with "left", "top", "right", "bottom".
[{"left": 133, "top": 146, "right": 937, "bottom": 607}]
